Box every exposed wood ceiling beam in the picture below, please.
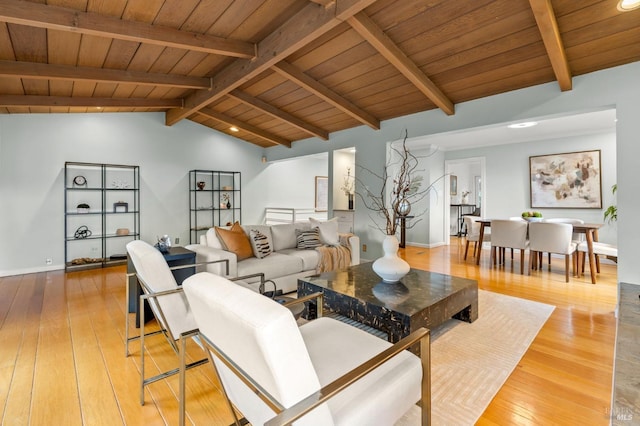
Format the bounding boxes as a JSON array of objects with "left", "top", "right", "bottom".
[
  {"left": 347, "top": 12, "right": 455, "bottom": 116},
  {"left": 197, "top": 108, "right": 292, "bottom": 148},
  {"left": 272, "top": 61, "right": 380, "bottom": 129},
  {"left": 528, "top": 0, "right": 572, "bottom": 91},
  {"left": 165, "top": 0, "right": 377, "bottom": 126},
  {"left": 0, "top": 60, "right": 211, "bottom": 89},
  {"left": 228, "top": 90, "right": 329, "bottom": 140},
  {"left": 309, "top": 0, "right": 336, "bottom": 7},
  {"left": 0, "top": 95, "right": 182, "bottom": 108},
  {"left": 0, "top": 0, "right": 255, "bottom": 58}
]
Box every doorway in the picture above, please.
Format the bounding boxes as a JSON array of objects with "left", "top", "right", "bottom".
[{"left": 445, "top": 157, "right": 486, "bottom": 244}]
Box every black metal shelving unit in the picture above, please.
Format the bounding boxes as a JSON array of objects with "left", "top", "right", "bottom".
[
  {"left": 64, "top": 162, "right": 140, "bottom": 271},
  {"left": 189, "top": 170, "right": 241, "bottom": 244}
]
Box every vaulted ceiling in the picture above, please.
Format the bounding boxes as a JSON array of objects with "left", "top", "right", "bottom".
[{"left": 0, "top": 0, "right": 638, "bottom": 148}]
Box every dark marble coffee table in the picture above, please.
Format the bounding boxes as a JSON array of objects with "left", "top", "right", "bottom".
[{"left": 298, "top": 263, "right": 478, "bottom": 350}]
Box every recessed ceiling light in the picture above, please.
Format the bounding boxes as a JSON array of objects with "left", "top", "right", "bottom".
[
  {"left": 507, "top": 121, "right": 538, "bottom": 129},
  {"left": 229, "top": 126, "right": 239, "bottom": 132},
  {"left": 618, "top": 0, "right": 640, "bottom": 11}
]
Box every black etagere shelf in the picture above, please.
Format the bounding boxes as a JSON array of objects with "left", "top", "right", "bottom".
[
  {"left": 64, "top": 161, "right": 140, "bottom": 271},
  {"left": 189, "top": 170, "right": 241, "bottom": 244}
]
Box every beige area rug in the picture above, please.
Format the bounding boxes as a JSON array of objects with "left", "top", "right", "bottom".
[{"left": 396, "top": 290, "right": 555, "bottom": 426}]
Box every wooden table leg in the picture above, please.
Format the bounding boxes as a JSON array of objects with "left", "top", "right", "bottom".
[
  {"left": 586, "top": 229, "right": 597, "bottom": 284},
  {"left": 476, "top": 222, "right": 486, "bottom": 265}
]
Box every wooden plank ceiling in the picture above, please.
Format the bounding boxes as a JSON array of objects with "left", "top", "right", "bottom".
[{"left": 0, "top": 0, "right": 638, "bottom": 148}]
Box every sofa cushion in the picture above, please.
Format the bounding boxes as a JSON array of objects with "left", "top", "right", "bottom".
[
  {"left": 204, "top": 228, "right": 224, "bottom": 249},
  {"left": 216, "top": 224, "right": 254, "bottom": 261},
  {"left": 249, "top": 229, "right": 272, "bottom": 259},
  {"left": 309, "top": 217, "right": 339, "bottom": 246},
  {"left": 237, "top": 252, "right": 303, "bottom": 281},
  {"left": 295, "top": 228, "right": 322, "bottom": 249},
  {"left": 271, "top": 222, "right": 310, "bottom": 252},
  {"left": 279, "top": 248, "right": 320, "bottom": 271}
]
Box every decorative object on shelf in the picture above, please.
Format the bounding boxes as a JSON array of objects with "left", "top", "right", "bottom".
[
  {"left": 73, "top": 175, "right": 87, "bottom": 187},
  {"left": 155, "top": 234, "right": 172, "bottom": 253},
  {"left": 341, "top": 167, "right": 355, "bottom": 210},
  {"left": 70, "top": 257, "right": 104, "bottom": 265},
  {"left": 116, "top": 228, "right": 130, "bottom": 236},
  {"left": 222, "top": 185, "right": 233, "bottom": 190},
  {"left": 521, "top": 211, "right": 543, "bottom": 221},
  {"left": 222, "top": 192, "right": 231, "bottom": 209},
  {"left": 114, "top": 201, "right": 128, "bottom": 213},
  {"left": 74, "top": 225, "right": 92, "bottom": 239},
  {"left": 77, "top": 203, "right": 90, "bottom": 213},
  {"left": 461, "top": 190, "right": 470, "bottom": 205},
  {"left": 196, "top": 181, "right": 206, "bottom": 190},
  {"left": 358, "top": 129, "right": 440, "bottom": 283},
  {"left": 111, "top": 179, "right": 130, "bottom": 189}
]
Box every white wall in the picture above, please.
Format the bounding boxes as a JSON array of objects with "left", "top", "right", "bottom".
[
  {"left": 263, "top": 61, "right": 640, "bottom": 284},
  {"left": 258, "top": 154, "right": 328, "bottom": 212},
  {"left": 0, "top": 112, "right": 267, "bottom": 275}
]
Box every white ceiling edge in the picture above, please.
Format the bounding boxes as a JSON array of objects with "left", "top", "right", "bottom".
[{"left": 403, "top": 108, "right": 617, "bottom": 152}]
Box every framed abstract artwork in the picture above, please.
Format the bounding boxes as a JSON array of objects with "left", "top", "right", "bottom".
[{"left": 529, "top": 150, "right": 602, "bottom": 208}]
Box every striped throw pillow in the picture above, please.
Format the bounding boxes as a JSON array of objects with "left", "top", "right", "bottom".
[
  {"left": 295, "top": 228, "right": 322, "bottom": 249},
  {"left": 249, "top": 229, "right": 272, "bottom": 259}
]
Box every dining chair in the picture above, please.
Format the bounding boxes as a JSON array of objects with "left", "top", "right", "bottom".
[
  {"left": 543, "top": 218, "right": 584, "bottom": 264},
  {"left": 463, "top": 216, "right": 491, "bottom": 260},
  {"left": 528, "top": 222, "right": 577, "bottom": 282},
  {"left": 179, "top": 272, "right": 431, "bottom": 426},
  {"left": 490, "top": 219, "right": 529, "bottom": 274},
  {"left": 577, "top": 241, "right": 618, "bottom": 277}
]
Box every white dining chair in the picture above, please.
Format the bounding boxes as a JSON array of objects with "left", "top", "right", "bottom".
[
  {"left": 490, "top": 220, "right": 529, "bottom": 274},
  {"left": 577, "top": 241, "right": 618, "bottom": 277},
  {"left": 463, "top": 216, "right": 490, "bottom": 260},
  {"left": 544, "top": 218, "right": 584, "bottom": 265},
  {"left": 528, "top": 222, "right": 577, "bottom": 282}
]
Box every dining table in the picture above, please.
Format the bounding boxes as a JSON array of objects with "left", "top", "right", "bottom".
[{"left": 475, "top": 219, "right": 604, "bottom": 284}]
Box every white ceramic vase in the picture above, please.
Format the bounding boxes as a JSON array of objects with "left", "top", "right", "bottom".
[{"left": 372, "top": 235, "right": 410, "bottom": 283}]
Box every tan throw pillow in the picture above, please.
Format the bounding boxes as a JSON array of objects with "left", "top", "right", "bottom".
[{"left": 215, "top": 224, "right": 254, "bottom": 261}]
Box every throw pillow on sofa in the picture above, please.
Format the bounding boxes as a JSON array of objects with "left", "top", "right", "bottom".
[
  {"left": 295, "top": 228, "right": 322, "bottom": 249},
  {"left": 249, "top": 229, "right": 272, "bottom": 259},
  {"left": 309, "top": 217, "right": 339, "bottom": 246},
  {"left": 215, "top": 222, "right": 254, "bottom": 261}
]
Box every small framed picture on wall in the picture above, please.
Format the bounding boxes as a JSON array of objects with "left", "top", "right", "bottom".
[{"left": 450, "top": 175, "right": 457, "bottom": 196}]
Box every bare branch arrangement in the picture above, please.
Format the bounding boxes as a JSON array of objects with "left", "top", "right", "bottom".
[{"left": 355, "top": 129, "right": 442, "bottom": 236}]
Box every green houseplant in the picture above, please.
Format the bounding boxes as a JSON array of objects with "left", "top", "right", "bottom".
[{"left": 604, "top": 184, "right": 617, "bottom": 223}]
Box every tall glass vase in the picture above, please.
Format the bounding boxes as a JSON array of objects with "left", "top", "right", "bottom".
[
  {"left": 372, "top": 235, "right": 410, "bottom": 283},
  {"left": 348, "top": 193, "right": 354, "bottom": 210}
]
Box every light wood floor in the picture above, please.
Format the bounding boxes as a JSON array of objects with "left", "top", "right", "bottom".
[{"left": 0, "top": 239, "right": 618, "bottom": 425}]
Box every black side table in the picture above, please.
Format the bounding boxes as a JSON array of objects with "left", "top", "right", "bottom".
[{"left": 127, "top": 246, "right": 196, "bottom": 327}]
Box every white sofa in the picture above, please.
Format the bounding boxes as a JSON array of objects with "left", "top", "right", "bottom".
[{"left": 185, "top": 221, "right": 360, "bottom": 294}]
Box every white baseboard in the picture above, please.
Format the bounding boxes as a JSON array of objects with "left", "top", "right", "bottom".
[
  {"left": 0, "top": 264, "right": 64, "bottom": 277},
  {"left": 406, "top": 242, "right": 446, "bottom": 249}
]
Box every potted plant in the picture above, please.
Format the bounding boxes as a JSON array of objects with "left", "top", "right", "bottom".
[{"left": 604, "top": 184, "right": 617, "bottom": 223}]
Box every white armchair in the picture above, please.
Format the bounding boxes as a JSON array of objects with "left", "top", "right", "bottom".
[
  {"left": 528, "top": 222, "right": 577, "bottom": 282},
  {"left": 179, "top": 272, "right": 430, "bottom": 426},
  {"left": 490, "top": 219, "right": 529, "bottom": 274}
]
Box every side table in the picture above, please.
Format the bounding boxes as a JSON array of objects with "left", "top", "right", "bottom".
[{"left": 127, "top": 246, "right": 196, "bottom": 327}]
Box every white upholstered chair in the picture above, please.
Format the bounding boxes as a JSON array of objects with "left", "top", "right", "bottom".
[
  {"left": 577, "top": 241, "right": 618, "bottom": 276},
  {"left": 179, "top": 272, "right": 430, "bottom": 426},
  {"left": 528, "top": 222, "right": 577, "bottom": 282},
  {"left": 463, "top": 216, "right": 491, "bottom": 260},
  {"left": 125, "top": 240, "right": 277, "bottom": 405},
  {"left": 490, "top": 219, "right": 529, "bottom": 274},
  {"left": 543, "top": 218, "right": 584, "bottom": 264}
]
